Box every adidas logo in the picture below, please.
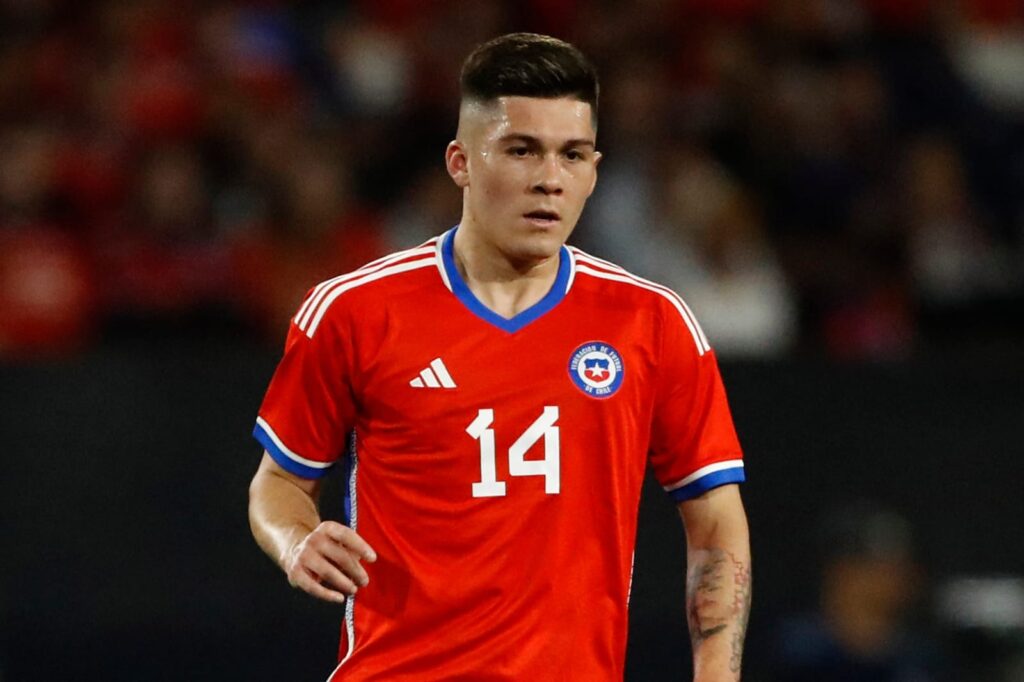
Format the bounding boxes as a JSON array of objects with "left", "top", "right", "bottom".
[{"left": 410, "top": 358, "right": 457, "bottom": 389}]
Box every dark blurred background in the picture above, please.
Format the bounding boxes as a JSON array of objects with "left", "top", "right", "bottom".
[{"left": 1, "top": 0, "right": 1022, "bottom": 680}]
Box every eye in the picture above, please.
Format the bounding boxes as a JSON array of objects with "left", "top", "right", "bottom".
[
  {"left": 508, "top": 146, "right": 530, "bottom": 157},
  {"left": 565, "top": 149, "right": 585, "bottom": 161}
]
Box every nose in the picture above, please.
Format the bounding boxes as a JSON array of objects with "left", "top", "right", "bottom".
[{"left": 532, "top": 154, "right": 563, "bottom": 195}]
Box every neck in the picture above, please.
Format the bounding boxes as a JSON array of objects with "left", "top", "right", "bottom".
[{"left": 452, "top": 225, "right": 562, "bottom": 320}]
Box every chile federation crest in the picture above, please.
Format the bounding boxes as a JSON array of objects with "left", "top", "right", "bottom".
[{"left": 568, "top": 342, "right": 625, "bottom": 398}]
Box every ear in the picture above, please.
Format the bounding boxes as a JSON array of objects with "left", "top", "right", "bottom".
[{"left": 445, "top": 140, "right": 470, "bottom": 189}]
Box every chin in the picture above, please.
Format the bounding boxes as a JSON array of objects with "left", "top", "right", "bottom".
[{"left": 507, "top": 231, "right": 565, "bottom": 262}]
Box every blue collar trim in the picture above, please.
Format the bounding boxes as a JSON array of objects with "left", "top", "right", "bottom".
[{"left": 440, "top": 227, "right": 571, "bottom": 333}]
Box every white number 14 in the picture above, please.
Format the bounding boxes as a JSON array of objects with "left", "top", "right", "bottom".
[{"left": 467, "top": 406, "right": 560, "bottom": 497}]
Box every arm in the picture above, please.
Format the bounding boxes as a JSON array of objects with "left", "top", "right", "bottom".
[
  {"left": 679, "top": 483, "right": 751, "bottom": 681},
  {"left": 248, "top": 451, "right": 376, "bottom": 603}
]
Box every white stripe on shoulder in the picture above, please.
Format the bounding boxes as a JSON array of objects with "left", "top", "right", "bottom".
[
  {"left": 564, "top": 246, "right": 577, "bottom": 293},
  {"left": 256, "top": 417, "right": 333, "bottom": 470},
  {"left": 295, "top": 242, "right": 437, "bottom": 328},
  {"left": 574, "top": 260, "right": 710, "bottom": 355},
  {"left": 353, "top": 238, "right": 438, "bottom": 274},
  {"left": 304, "top": 257, "right": 436, "bottom": 337},
  {"left": 572, "top": 249, "right": 710, "bottom": 352},
  {"left": 434, "top": 233, "right": 452, "bottom": 292},
  {"left": 571, "top": 248, "right": 709, "bottom": 348},
  {"left": 568, "top": 247, "right": 620, "bottom": 270},
  {"left": 664, "top": 459, "right": 744, "bottom": 492}
]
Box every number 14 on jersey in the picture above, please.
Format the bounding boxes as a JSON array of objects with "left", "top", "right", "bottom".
[{"left": 467, "top": 407, "right": 560, "bottom": 497}]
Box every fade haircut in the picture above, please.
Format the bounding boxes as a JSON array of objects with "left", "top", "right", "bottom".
[{"left": 460, "top": 33, "right": 599, "bottom": 126}]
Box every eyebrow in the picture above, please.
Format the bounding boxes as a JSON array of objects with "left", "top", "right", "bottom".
[{"left": 498, "top": 134, "right": 596, "bottom": 149}]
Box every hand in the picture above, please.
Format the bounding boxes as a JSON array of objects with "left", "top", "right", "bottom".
[{"left": 284, "top": 521, "right": 377, "bottom": 603}]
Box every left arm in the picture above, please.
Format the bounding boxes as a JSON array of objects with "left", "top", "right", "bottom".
[{"left": 679, "top": 483, "right": 751, "bottom": 681}]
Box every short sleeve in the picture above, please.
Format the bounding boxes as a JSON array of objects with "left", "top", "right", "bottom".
[
  {"left": 252, "top": 301, "right": 356, "bottom": 479},
  {"left": 648, "top": 302, "right": 745, "bottom": 502}
]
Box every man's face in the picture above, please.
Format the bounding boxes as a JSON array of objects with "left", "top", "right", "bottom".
[{"left": 447, "top": 96, "right": 601, "bottom": 264}]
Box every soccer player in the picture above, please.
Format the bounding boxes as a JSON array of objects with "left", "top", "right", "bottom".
[{"left": 248, "top": 33, "right": 751, "bottom": 681}]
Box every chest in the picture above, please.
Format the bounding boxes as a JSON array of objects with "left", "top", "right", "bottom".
[
  {"left": 360, "top": 294, "right": 657, "bottom": 422},
  {"left": 345, "top": 294, "right": 661, "bottom": 498}
]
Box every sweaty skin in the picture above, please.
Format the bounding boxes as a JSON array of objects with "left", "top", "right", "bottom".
[
  {"left": 446, "top": 96, "right": 600, "bottom": 318},
  {"left": 249, "top": 452, "right": 377, "bottom": 603}
]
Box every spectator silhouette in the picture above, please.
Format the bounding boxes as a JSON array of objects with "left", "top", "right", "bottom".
[{"left": 768, "top": 501, "right": 943, "bottom": 682}]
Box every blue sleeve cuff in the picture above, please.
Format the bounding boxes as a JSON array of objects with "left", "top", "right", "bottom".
[
  {"left": 668, "top": 466, "right": 745, "bottom": 502},
  {"left": 253, "top": 419, "right": 334, "bottom": 479}
]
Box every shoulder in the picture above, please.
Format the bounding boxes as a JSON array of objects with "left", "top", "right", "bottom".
[
  {"left": 569, "top": 246, "right": 711, "bottom": 355},
  {"left": 291, "top": 237, "right": 442, "bottom": 339},
  {"left": 569, "top": 246, "right": 681, "bottom": 308}
]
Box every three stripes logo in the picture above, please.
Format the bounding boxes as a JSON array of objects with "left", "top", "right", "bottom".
[{"left": 410, "top": 358, "right": 457, "bottom": 389}]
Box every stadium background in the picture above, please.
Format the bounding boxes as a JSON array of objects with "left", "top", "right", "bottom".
[{"left": 1, "top": 0, "right": 1022, "bottom": 680}]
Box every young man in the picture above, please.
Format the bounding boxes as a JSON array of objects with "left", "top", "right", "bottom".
[{"left": 249, "top": 33, "right": 751, "bottom": 681}]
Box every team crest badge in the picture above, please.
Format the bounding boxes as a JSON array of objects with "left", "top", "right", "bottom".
[{"left": 568, "top": 342, "right": 624, "bottom": 398}]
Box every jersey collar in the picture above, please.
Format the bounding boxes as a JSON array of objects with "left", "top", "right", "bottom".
[{"left": 436, "top": 226, "right": 574, "bottom": 334}]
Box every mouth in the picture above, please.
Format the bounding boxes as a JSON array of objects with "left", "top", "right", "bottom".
[{"left": 523, "top": 209, "right": 561, "bottom": 226}]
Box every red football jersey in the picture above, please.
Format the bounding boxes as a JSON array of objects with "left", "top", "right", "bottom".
[{"left": 254, "top": 227, "right": 745, "bottom": 681}]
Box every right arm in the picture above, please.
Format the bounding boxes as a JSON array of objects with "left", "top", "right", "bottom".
[{"left": 248, "top": 451, "right": 376, "bottom": 603}]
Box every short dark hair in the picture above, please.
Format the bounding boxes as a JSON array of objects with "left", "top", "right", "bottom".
[{"left": 460, "top": 33, "right": 599, "bottom": 125}]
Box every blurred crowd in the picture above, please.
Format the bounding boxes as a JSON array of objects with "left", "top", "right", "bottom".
[
  {"left": 764, "top": 501, "right": 1024, "bottom": 681},
  {"left": 1, "top": 0, "right": 1022, "bottom": 359}
]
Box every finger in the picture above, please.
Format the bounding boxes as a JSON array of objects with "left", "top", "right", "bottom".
[
  {"left": 307, "top": 554, "right": 361, "bottom": 595},
  {"left": 318, "top": 542, "right": 371, "bottom": 587},
  {"left": 291, "top": 568, "right": 347, "bottom": 604},
  {"left": 306, "top": 529, "right": 371, "bottom": 586},
  {"left": 290, "top": 542, "right": 361, "bottom": 594},
  {"left": 320, "top": 522, "right": 377, "bottom": 562}
]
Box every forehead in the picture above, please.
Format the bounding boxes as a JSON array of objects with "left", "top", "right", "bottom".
[{"left": 471, "top": 96, "right": 596, "bottom": 142}]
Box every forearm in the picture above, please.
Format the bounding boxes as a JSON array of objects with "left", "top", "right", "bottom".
[
  {"left": 248, "top": 453, "right": 323, "bottom": 571},
  {"left": 687, "top": 543, "right": 751, "bottom": 680},
  {"left": 680, "top": 486, "right": 752, "bottom": 681}
]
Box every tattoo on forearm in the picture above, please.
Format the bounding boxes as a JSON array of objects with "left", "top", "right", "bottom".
[
  {"left": 686, "top": 548, "right": 752, "bottom": 676},
  {"left": 687, "top": 551, "right": 729, "bottom": 640},
  {"left": 729, "top": 556, "right": 752, "bottom": 674}
]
